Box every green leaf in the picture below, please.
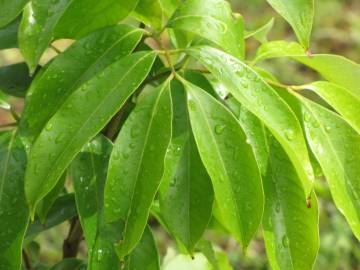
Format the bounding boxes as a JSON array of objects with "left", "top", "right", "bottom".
[
  {"left": 266, "top": 0, "right": 314, "bottom": 48},
  {"left": 254, "top": 41, "right": 360, "bottom": 98},
  {"left": 0, "top": 0, "right": 27, "bottom": 27},
  {"left": 226, "top": 98, "right": 269, "bottom": 175},
  {"left": 124, "top": 226, "right": 160, "bottom": 270},
  {"left": 168, "top": 0, "right": 245, "bottom": 59},
  {"left": 159, "top": 0, "right": 181, "bottom": 17},
  {"left": 104, "top": 80, "right": 172, "bottom": 258},
  {"left": 19, "top": 24, "right": 142, "bottom": 146},
  {"left": 0, "top": 63, "right": 32, "bottom": 97},
  {"left": 297, "top": 95, "right": 360, "bottom": 240},
  {"left": 25, "top": 51, "right": 156, "bottom": 216},
  {"left": 244, "top": 18, "right": 274, "bottom": 43},
  {"left": 133, "top": 0, "right": 163, "bottom": 30},
  {"left": 302, "top": 81, "right": 360, "bottom": 135},
  {"left": 263, "top": 136, "right": 319, "bottom": 270},
  {"left": 49, "top": 258, "right": 86, "bottom": 270},
  {"left": 0, "top": 17, "right": 20, "bottom": 49},
  {"left": 0, "top": 131, "right": 28, "bottom": 270},
  {"left": 183, "top": 79, "right": 264, "bottom": 249},
  {"left": 70, "top": 135, "right": 113, "bottom": 266},
  {"left": 187, "top": 46, "right": 314, "bottom": 196},
  {"left": 159, "top": 82, "right": 214, "bottom": 253},
  {"left": 18, "top": 0, "right": 138, "bottom": 72}
]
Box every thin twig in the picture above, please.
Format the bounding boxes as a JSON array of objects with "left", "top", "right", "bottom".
[
  {"left": 0, "top": 122, "right": 17, "bottom": 128},
  {"left": 63, "top": 217, "right": 83, "bottom": 258},
  {"left": 50, "top": 44, "right": 62, "bottom": 54},
  {"left": 22, "top": 250, "right": 32, "bottom": 270}
]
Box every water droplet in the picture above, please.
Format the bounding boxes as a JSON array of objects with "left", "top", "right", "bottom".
[
  {"left": 215, "top": 124, "right": 225, "bottom": 135},
  {"left": 246, "top": 138, "right": 251, "bottom": 145},
  {"left": 304, "top": 112, "right": 311, "bottom": 122},
  {"left": 282, "top": 235, "right": 289, "bottom": 247},
  {"left": 45, "top": 123, "right": 53, "bottom": 131},
  {"left": 97, "top": 249, "right": 104, "bottom": 261},
  {"left": 130, "top": 127, "right": 140, "bottom": 138},
  {"left": 325, "top": 126, "right": 331, "bottom": 133},
  {"left": 275, "top": 202, "right": 281, "bottom": 213},
  {"left": 285, "top": 129, "right": 294, "bottom": 140}
]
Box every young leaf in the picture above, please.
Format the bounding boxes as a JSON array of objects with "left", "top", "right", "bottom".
[
  {"left": 266, "top": 0, "right": 314, "bottom": 48},
  {"left": 0, "top": 17, "right": 20, "bottom": 49},
  {"left": 255, "top": 41, "right": 360, "bottom": 98},
  {"left": 133, "top": 0, "right": 163, "bottom": 30},
  {"left": 70, "top": 135, "right": 113, "bottom": 266},
  {"left": 25, "top": 51, "right": 156, "bottom": 216},
  {"left": 183, "top": 79, "right": 264, "bottom": 249},
  {"left": 187, "top": 46, "right": 315, "bottom": 196},
  {"left": 124, "top": 226, "right": 160, "bottom": 270},
  {"left": 168, "top": 0, "right": 245, "bottom": 59},
  {"left": 303, "top": 81, "right": 360, "bottom": 135},
  {"left": 297, "top": 95, "right": 360, "bottom": 240},
  {"left": 0, "top": 131, "right": 28, "bottom": 270},
  {"left": 244, "top": 18, "right": 275, "bottom": 43},
  {"left": 19, "top": 24, "right": 142, "bottom": 146},
  {"left": 0, "top": 0, "right": 27, "bottom": 27},
  {"left": 19, "top": 0, "right": 138, "bottom": 72},
  {"left": 104, "top": 80, "right": 172, "bottom": 258},
  {"left": 159, "top": 83, "right": 214, "bottom": 254}
]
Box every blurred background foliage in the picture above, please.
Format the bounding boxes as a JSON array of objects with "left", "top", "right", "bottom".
[{"left": 1, "top": 0, "right": 360, "bottom": 269}]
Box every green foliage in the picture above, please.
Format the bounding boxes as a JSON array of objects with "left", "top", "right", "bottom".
[{"left": 0, "top": 0, "right": 359, "bottom": 269}]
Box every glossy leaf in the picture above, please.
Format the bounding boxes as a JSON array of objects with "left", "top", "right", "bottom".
[
  {"left": 0, "top": 131, "right": 28, "bottom": 270},
  {"left": 104, "top": 81, "right": 172, "bottom": 258},
  {"left": 303, "top": 81, "right": 360, "bottom": 135},
  {"left": 19, "top": 0, "right": 138, "bottom": 72},
  {"left": 297, "top": 95, "right": 360, "bottom": 240},
  {"left": 25, "top": 51, "right": 156, "bottom": 215},
  {"left": 159, "top": 83, "right": 214, "bottom": 253},
  {"left": 0, "top": 0, "right": 27, "bottom": 27},
  {"left": 168, "top": 0, "right": 245, "bottom": 59},
  {"left": 0, "top": 17, "right": 20, "bottom": 49},
  {"left": 266, "top": 0, "right": 314, "bottom": 48},
  {"left": 124, "top": 226, "right": 160, "bottom": 270},
  {"left": 263, "top": 136, "right": 319, "bottom": 270},
  {"left": 0, "top": 63, "right": 32, "bottom": 97},
  {"left": 159, "top": 0, "right": 181, "bottom": 17},
  {"left": 183, "top": 79, "right": 264, "bottom": 249},
  {"left": 187, "top": 46, "right": 314, "bottom": 196},
  {"left": 19, "top": 24, "right": 142, "bottom": 146},
  {"left": 70, "top": 135, "right": 113, "bottom": 267},
  {"left": 133, "top": 0, "right": 163, "bottom": 29},
  {"left": 254, "top": 41, "right": 360, "bottom": 98}
]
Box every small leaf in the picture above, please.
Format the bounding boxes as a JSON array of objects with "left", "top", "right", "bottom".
[
  {"left": 244, "top": 18, "right": 274, "bottom": 43},
  {"left": 159, "top": 82, "right": 214, "bottom": 253},
  {"left": 168, "top": 0, "right": 245, "bottom": 59},
  {"left": 297, "top": 95, "right": 360, "bottom": 240},
  {"left": 303, "top": 81, "right": 360, "bottom": 135},
  {"left": 133, "top": 0, "right": 163, "bottom": 30},
  {"left": 187, "top": 46, "right": 314, "bottom": 196},
  {"left": 25, "top": 51, "right": 156, "bottom": 216},
  {"left": 0, "top": 0, "right": 27, "bottom": 27},
  {"left": 263, "top": 136, "right": 319, "bottom": 270},
  {"left": 183, "top": 79, "right": 264, "bottom": 249},
  {"left": 124, "top": 226, "right": 160, "bottom": 270},
  {"left": 266, "top": 0, "right": 314, "bottom": 48},
  {"left": 19, "top": 24, "right": 142, "bottom": 146},
  {"left": 0, "top": 131, "right": 28, "bottom": 270},
  {"left": 104, "top": 80, "right": 172, "bottom": 258},
  {"left": 255, "top": 41, "right": 360, "bottom": 99},
  {"left": 0, "top": 63, "right": 32, "bottom": 97},
  {"left": 0, "top": 17, "right": 20, "bottom": 49}
]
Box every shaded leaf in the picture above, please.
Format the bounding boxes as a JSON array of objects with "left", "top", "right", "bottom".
[
  {"left": 133, "top": 0, "right": 163, "bottom": 29},
  {"left": 0, "top": 0, "right": 27, "bottom": 27},
  {"left": 0, "top": 17, "right": 20, "bottom": 49},
  {"left": 25, "top": 51, "right": 156, "bottom": 215},
  {"left": 183, "top": 79, "right": 263, "bottom": 249},
  {"left": 104, "top": 81, "right": 172, "bottom": 258},
  {"left": 0, "top": 63, "right": 32, "bottom": 97},
  {"left": 49, "top": 258, "right": 86, "bottom": 270}
]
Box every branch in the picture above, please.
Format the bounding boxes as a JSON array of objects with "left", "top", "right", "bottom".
[{"left": 63, "top": 217, "right": 83, "bottom": 258}]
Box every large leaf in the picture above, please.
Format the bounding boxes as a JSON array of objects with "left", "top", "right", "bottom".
[
  {"left": 159, "top": 82, "right": 214, "bottom": 253},
  {"left": 104, "top": 81, "right": 172, "bottom": 258},
  {"left": 70, "top": 135, "right": 114, "bottom": 267},
  {"left": 297, "top": 95, "right": 360, "bottom": 240},
  {"left": 0, "top": 0, "right": 27, "bottom": 27},
  {"left": 302, "top": 81, "right": 360, "bottom": 135},
  {"left": 254, "top": 41, "right": 360, "bottom": 98},
  {"left": 124, "top": 226, "right": 160, "bottom": 270},
  {"left": 133, "top": 0, "right": 163, "bottom": 30},
  {"left": 18, "top": 0, "right": 137, "bottom": 72},
  {"left": 19, "top": 24, "right": 142, "bottom": 146},
  {"left": 0, "top": 17, "right": 20, "bottom": 49},
  {"left": 168, "top": 0, "right": 245, "bottom": 59},
  {"left": 0, "top": 131, "right": 28, "bottom": 270},
  {"left": 263, "top": 136, "right": 319, "bottom": 270},
  {"left": 187, "top": 46, "right": 314, "bottom": 196},
  {"left": 183, "top": 79, "right": 264, "bottom": 249},
  {"left": 266, "top": 0, "right": 314, "bottom": 48},
  {"left": 0, "top": 63, "right": 32, "bottom": 98},
  {"left": 25, "top": 51, "right": 156, "bottom": 216}
]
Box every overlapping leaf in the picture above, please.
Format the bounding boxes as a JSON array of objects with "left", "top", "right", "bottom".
[
  {"left": 104, "top": 81, "right": 172, "bottom": 258},
  {"left": 25, "top": 51, "right": 156, "bottom": 215},
  {"left": 187, "top": 46, "right": 314, "bottom": 196},
  {"left": 0, "top": 17, "right": 20, "bottom": 49},
  {"left": 19, "top": 24, "right": 142, "bottom": 146},
  {"left": 0, "top": 0, "right": 27, "bottom": 27},
  {"left": 183, "top": 79, "right": 264, "bottom": 249}
]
